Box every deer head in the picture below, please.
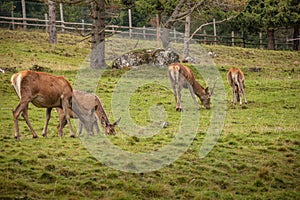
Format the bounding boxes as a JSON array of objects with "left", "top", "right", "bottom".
[
  {"left": 102, "top": 117, "right": 121, "bottom": 135},
  {"left": 199, "top": 78, "right": 219, "bottom": 109}
]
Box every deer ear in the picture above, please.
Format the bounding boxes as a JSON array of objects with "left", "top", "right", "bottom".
[
  {"left": 113, "top": 117, "right": 121, "bottom": 126},
  {"left": 205, "top": 87, "right": 210, "bottom": 94}
]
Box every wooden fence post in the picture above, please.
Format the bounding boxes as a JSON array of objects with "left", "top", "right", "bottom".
[
  {"left": 143, "top": 26, "right": 146, "bottom": 39},
  {"left": 259, "top": 32, "right": 263, "bottom": 49},
  {"left": 156, "top": 14, "right": 160, "bottom": 43},
  {"left": 213, "top": 18, "right": 217, "bottom": 45},
  {"left": 59, "top": 3, "right": 65, "bottom": 32},
  {"left": 45, "top": 13, "right": 48, "bottom": 33},
  {"left": 285, "top": 35, "right": 289, "bottom": 50},
  {"left": 128, "top": 9, "right": 132, "bottom": 38},
  {"left": 81, "top": 19, "right": 85, "bottom": 34},
  {"left": 21, "top": 0, "right": 27, "bottom": 30},
  {"left": 11, "top": 10, "right": 15, "bottom": 30}
]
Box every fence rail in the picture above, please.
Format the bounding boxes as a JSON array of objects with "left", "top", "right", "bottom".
[{"left": 0, "top": 16, "right": 295, "bottom": 50}]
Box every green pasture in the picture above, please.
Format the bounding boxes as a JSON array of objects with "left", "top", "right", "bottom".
[{"left": 0, "top": 29, "right": 299, "bottom": 199}]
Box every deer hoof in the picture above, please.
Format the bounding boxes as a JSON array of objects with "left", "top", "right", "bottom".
[
  {"left": 176, "top": 107, "right": 182, "bottom": 112},
  {"left": 70, "top": 134, "right": 76, "bottom": 138},
  {"left": 33, "top": 135, "right": 38, "bottom": 138},
  {"left": 14, "top": 136, "right": 20, "bottom": 140}
]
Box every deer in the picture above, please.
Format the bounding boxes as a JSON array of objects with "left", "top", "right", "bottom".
[
  {"left": 227, "top": 67, "right": 248, "bottom": 105},
  {"left": 168, "top": 62, "right": 218, "bottom": 111},
  {"left": 56, "top": 90, "right": 121, "bottom": 136},
  {"left": 11, "top": 70, "right": 94, "bottom": 140}
]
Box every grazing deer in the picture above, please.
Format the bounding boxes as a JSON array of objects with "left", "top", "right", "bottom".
[
  {"left": 56, "top": 90, "right": 121, "bottom": 136},
  {"left": 11, "top": 70, "right": 93, "bottom": 139},
  {"left": 168, "top": 62, "right": 217, "bottom": 111},
  {"left": 227, "top": 67, "right": 248, "bottom": 105}
]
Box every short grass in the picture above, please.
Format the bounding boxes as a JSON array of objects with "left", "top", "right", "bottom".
[{"left": 0, "top": 29, "right": 299, "bottom": 199}]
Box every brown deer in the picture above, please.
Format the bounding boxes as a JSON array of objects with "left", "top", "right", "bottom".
[
  {"left": 56, "top": 90, "right": 120, "bottom": 136},
  {"left": 227, "top": 67, "right": 248, "bottom": 105},
  {"left": 11, "top": 70, "right": 93, "bottom": 139},
  {"left": 168, "top": 62, "right": 217, "bottom": 111}
]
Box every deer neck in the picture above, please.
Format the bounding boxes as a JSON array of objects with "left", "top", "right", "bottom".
[
  {"left": 191, "top": 80, "right": 206, "bottom": 99},
  {"left": 95, "top": 104, "right": 111, "bottom": 127}
]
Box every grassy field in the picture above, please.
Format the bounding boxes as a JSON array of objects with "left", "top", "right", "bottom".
[{"left": 0, "top": 29, "right": 299, "bottom": 199}]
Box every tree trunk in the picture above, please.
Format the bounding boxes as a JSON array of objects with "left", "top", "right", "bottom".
[
  {"left": 48, "top": 0, "right": 56, "bottom": 44},
  {"left": 267, "top": 29, "right": 275, "bottom": 50},
  {"left": 90, "top": 0, "right": 107, "bottom": 69},
  {"left": 293, "top": 24, "right": 299, "bottom": 51},
  {"left": 21, "top": 0, "right": 27, "bottom": 30},
  {"left": 162, "top": 0, "right": 187, "bottom": 48},
  {"left": 183, "top": 14, "right": 190, "bottom": 59},
  {"left": 161, "top": 28, "right": 171, "bottom": 49}
]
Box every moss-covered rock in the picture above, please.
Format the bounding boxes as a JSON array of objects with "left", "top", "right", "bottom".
[{"left": 112, "top": 48, "right": 179, "bottom": 69}]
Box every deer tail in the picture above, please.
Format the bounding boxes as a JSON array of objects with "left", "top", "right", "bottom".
[
  {"left": 168, "top": 64, "right": 180, "bottom": 83},
  {"left": 11, "top": 72, "right": 22, "bottom": 99}
]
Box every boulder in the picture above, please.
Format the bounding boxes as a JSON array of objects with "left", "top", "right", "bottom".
[{"left": 111, "top": 48, "right": 179, "bottom": 69}]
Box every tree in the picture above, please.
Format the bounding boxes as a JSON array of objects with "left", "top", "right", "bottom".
[
  {"left": 290, "top": 0, "right": 300, "bottom": 50},
  {"left": 48, "top": 0, "right": 56, "bottom": 44},
  {"left": 49, "top": 0, "right": 108, "bottom": 68},
  {"left": 88, "top": 0, "right": 107, "bottom": 69},
  {"left": 21, "top": 0, "right": 27, "bottom": 30},
  {"left": 183, "top": 0, "right": 245, "bottom": 58},
  {"left": 237, "top": 0, "right": 300, "bottom": 50}
]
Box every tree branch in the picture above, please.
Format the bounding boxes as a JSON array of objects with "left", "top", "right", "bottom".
[
  {"left": 164, "top": 0, "right": 205, "bottom": 28},
  {"left": 188, "top": 15, "right": 236, "bottom": 42}
]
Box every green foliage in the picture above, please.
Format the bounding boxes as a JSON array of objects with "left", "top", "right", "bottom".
[
  {"left": 0, "top": 1, "right": 14, "bottom": 14},
  {"left": 236, "top": 0, "right": 300, "bottom": 31}
]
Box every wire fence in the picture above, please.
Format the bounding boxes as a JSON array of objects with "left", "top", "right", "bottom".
[{"left": 0, "top": 1, "right": 296, "bottom": 50}]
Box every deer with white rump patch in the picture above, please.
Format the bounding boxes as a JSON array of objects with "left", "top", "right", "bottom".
[
  {"left": 11, "top": 70, "right": 94, "bottom": 139},
  {"left": 168, "top": 63, "right": 218, "bottom": 111},
  {"left": 227, "top": 67, "right": 248, "bottom": 105},
  {"left": 56, "top": 90, "right": 120, "bottom": 136}
]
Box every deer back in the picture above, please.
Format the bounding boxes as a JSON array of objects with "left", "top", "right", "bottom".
[
  {"left": 11, "top": 70, "right": 73, "bottom": 108},
  {"left": 227, "top": 67, "right": 245, "bottom": 86}
]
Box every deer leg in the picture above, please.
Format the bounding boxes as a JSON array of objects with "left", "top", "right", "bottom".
[
  {"left": 57, "top": 109, "right": 67, "bottom": 137},
  {"left": 241, "top": 83, "right": 248, "bottom": 104},
  {"left": 66, "top": 114, "right": 75, "bottom": 138},
  {"left": 176, "top": 83, "right": 183, "bottom": 111},
  {"left": 94, "top": 119, "right": 100, "bottom": 134},
  {"left": 234, "top": 84, "right": 240, "bottom": 104},
  {"left": 42, "top": 108, "right": 52, "bottom": 137},
  {"left": 230, "top": 83, "right": 235, "bottom": 104},
  {"left": 21, "top": 104, "right": 38, "bottom": 138},
  {"left": 13, "top": 108, "right": 21, "bottom": 139},
  {"left": 80, "top": 115, "right": 94, "bottom": 136},
  {"left": 57, "top": 116, "right": 67, "bottom": 137},
  {"left": 77, "top": 120, "right": 83, "bottom": 135},
  {"left": 237, "top": 82, "right": 243, "bottom": 106},
  {"left": 62, "top": 102, "right": 76, "bottom": 138},
  {"left": 170, "top": 79, "right": 179, "bottom": 111},
  {"left": 239, "top": 90, "right": 243, "bottom": 105},
  {"left": 13, "top": 101, "right": 37, "bottom": 139},
  {"left": 85, "top": 122, "right": 94, "bottom": 136},
  {"left": 187, "top": 84, "right": 200, "bottom": 110}
]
